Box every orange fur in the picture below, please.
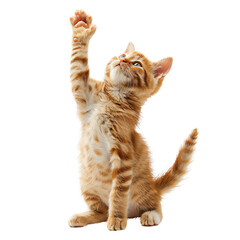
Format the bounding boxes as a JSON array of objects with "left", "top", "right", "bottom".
[{"left": 68, "top": 10, "right": 198, "bottom": 231}]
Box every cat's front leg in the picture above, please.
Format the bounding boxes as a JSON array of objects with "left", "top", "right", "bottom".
[
  {"left": 107, "top": 147, "right": 134, "bottom": 231},
  {"left": 70, "top": 9, "right": 96, "bottom": 44},
  {"left": 69, "top": 10, "right": 98, "bottom": 114}
]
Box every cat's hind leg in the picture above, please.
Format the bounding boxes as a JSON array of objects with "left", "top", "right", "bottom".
[
  {"left": 69, "top": 192, "right": 108, "bottom": 227},
  {"left": 131, "top": 181, "right": 163, "bottom": 227},
  {"left": 69, "top": 210, "right": 108, "bottom": 227},
  {"left": 140, "top": 207, "right": 163, "bottom": 227}
]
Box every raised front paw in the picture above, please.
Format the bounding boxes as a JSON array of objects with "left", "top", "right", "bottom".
[
  {"left": 107, "top": 216, "right": 127, "bottom": 231},
  {"left": 70, "top": 10, "right": 96, "bottom": 43}
]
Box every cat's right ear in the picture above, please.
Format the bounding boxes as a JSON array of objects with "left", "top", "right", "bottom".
[{"left": 125, "top": 42, "right": 135, "bottom": 54}]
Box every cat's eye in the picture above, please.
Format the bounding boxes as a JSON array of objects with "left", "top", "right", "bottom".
[
  {"left": 119, "top": 54, "right": 126, "bottom": 59},
  {"left": 133, "top": 62, "right": 142, "bottom": 67}
]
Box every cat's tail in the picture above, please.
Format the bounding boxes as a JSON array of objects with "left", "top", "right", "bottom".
[{"left": 154, "top": 128, "right": 198, "bottom": 195}]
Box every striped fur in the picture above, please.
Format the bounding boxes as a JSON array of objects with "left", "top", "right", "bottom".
[
  {"left": 155, "top": 128, "right": 198, "bottom": 195},
  {"left": 68, "top": 10, "right": 198, "bottom": 231}
]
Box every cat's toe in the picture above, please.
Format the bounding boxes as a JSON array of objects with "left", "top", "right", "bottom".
[
  {"left": 86, "top": 15, "right": 92, "bottom": 25},
  {"left": 71, "top": 9, "right": 92, "bottom": 29},
  {"left": 107, "top": 217, "right": 127, "bottom": 231},
  {"left": 68, "top": 214, "right": 86, "bottom": 227},
  {"left": 75, "top": 10, "right": 80, "bottom": 16},
  {"left": 140, "top": 210, "right": 162, "bottom": 227}
]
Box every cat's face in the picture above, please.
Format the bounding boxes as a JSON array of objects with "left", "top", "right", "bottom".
[{"left": 105, "top": 42, "right": 172, "bottom": 100}]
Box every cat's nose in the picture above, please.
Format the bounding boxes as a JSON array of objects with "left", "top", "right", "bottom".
[{"left": 119, "top": 58, "right": 127, "bottom": 63}]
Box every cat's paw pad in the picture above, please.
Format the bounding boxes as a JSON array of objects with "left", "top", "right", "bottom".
[
  {"left": 69, "top": 10, "right": 96, "bottom": 42},
  {"left": 68, "top": 214, "right": 86, "bottom": 227},
  {"left": 140, "top": 210, "right": 162, "bottom": 227},
  {"left": 70, "top": 10, "right": 92, "bottom": 28},
  {"left": 107, "top": 217, "right": 127, "bottom": 231}
]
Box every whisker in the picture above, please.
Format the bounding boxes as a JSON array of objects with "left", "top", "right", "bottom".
[
  {"left": 132, "top": 72, "right": 135, "bottom": 88},
  {"left": 128, "top": 67, "right": 134, "bottom": 88}
]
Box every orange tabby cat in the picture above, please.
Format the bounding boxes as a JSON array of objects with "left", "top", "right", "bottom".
[{"left": 68, "top": 10, "right": 198, "bottom": 231}]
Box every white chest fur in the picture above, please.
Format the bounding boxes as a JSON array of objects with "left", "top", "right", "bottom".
[{"left": 79, "top": 107, "right": 112, "bottom": 203}]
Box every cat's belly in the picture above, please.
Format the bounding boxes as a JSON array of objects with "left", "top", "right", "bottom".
[
  {"left": 80, "top": 149, "right": 140, "bottom": 218},
  {"left": 79, "top": 156, "right": 112, "bottom": 204},
  {"left": 80, "top": 111, "right": 140, "bottom": 218},
  {"left": 127, "top": 201, "right": 140, "bottom": 218},
  {"left": 79, "top": 118, "right": 112, "bottom": 202},
  {"left": 101, "top": 196, "right": 139, "bottom": 218},
  {"left": 84, "top": 109, "right": 111, "bottom": 158},
  {"left": 104, "top": 200, "right": 139, "bottom": 218}
]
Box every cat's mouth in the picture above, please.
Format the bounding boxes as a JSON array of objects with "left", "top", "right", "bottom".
[
  {"left": 113, "top": 64, "right": 128, "bottom": 74},
  {"left": 114, "top": 62, "right": 121, "bottom": 68},
  {"left": 110, "top": 62, "right": 131, "bottom": 83},
  {"left": 113, "top": 60, "right": 127, "bottom": 68},
  {"left": 114, "top": 62, "right": 128, "bottom": 70}
]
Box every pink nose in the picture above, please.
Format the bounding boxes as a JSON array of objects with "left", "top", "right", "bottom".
[{"left": 120, "top": 58, "right": 126, "bottom": 63}]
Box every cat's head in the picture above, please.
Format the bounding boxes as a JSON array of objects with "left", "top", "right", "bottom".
[{"left": 105, "top": 42, "right": 172, "bottom": 102}]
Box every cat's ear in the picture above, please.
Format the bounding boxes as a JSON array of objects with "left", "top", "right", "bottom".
[
  {"left": 152, "top": 57, "right": 173, "bottom": 78},
  {"left": 125, "top": 42, "right": 135, "bottom": 54}
]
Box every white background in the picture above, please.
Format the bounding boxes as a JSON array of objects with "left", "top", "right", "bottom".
[{"left": 0, "top": 0, "right": 239, "bottom": 239}]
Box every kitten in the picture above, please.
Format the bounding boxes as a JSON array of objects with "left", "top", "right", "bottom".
[{"left": 68, "top": 10, "right": 198, "bottom": 231}]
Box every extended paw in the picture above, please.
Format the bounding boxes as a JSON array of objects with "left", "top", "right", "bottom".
[
  {"left": 68, "top": 214, "right": 86, "bottom": 227},
  {"left": 140, "top": 210, "right": 162, "bottom": 227},
  {"left": 107, "top": 216, "right": 127, "bottom": 231},
  {"left": 70, "top": 10, "right": 96, "bottom": 42}
]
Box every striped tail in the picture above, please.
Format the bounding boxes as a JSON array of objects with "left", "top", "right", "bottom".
[{"left": 155, "top": 128, "right": 198, "bottom": 195}]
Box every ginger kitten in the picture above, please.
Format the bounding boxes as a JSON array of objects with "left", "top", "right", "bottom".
[{"left": 68, "top": 10, "right": 198, "bottom": 231}]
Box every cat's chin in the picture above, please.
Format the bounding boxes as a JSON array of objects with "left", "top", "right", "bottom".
[{"left": 110, "top": 67, "right": 128, "bottom": 85}]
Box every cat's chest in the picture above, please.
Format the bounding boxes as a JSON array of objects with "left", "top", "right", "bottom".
[{"left": 82, "top": 107, "right": 112, "bottom": 164}]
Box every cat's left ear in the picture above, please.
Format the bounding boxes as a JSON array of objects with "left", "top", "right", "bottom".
[
  {"left": 152, "top": 57, "right": 173, "bottom": 78},
  {"left": 125, "top": 42, "right": 135, "bottom": 54}
]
